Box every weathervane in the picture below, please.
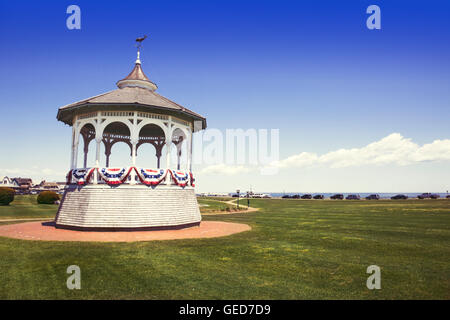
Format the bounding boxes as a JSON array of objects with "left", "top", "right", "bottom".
[{"left": 135, "top": 35, "right": 148, "bottom": 64}]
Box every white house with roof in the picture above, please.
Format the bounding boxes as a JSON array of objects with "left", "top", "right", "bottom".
[{"left": 1, "top": 177, "right": 19, "bottom": 188}]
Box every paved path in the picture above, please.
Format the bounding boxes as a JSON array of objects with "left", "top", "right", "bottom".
[
  {"left": 225, "top": 198, "right": 259, "bottom": 213},
  {"left": 0, "top": 221, "right": 251, "bottom": 242},
  {"left": 0, "top": 218, "right": 53, "bottom": 222},
  {"left": 201, "top": 199, "right": 259, "bottom": 215}
]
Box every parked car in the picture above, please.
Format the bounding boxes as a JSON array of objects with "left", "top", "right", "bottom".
[
  {"left": 346, "top": 194, "right": 360, "bottom": 200},
  {"left": 417, "top": 193, "right": 440, "bottom": 199},
  {"left": 365, "top": 194, "right": 380, "bottom": 200},
  {"left": 301, "top": 194, "right": 312, "bottom": 199},
  {"left": 291, "top": 194, "right": 300, "bottom": 199},
  {"left": 281, "top": 195, "right": 291, "bottom": 199},
  {"left": 330, "top": 194, "right": 344, "bottom": 200},
  {"left": 313, "top": 194, "right": 324, "bottom": 199},
  {"left": 391, "top": 194, "right": 408, "bottom": 200}
]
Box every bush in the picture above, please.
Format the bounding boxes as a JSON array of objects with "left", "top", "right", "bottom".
[
  {"left": 0, "top": 187, "right": 15, "bottom": 205},
  {"left": 37, "top": 191, "right": 60, "bottom": 204}
]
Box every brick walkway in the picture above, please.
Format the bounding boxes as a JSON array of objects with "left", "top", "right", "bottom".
[{"left": 0, "top": 221, "right": 251, "bottom": 242}]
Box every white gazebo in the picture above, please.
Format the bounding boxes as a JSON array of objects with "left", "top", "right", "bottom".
[{"left": 54, "top": 46, "right": 206, "bottom": 230}]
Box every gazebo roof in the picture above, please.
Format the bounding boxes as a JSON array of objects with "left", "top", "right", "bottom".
[{"left": 57, "top": 54, "right": 206, "bottom": 130}]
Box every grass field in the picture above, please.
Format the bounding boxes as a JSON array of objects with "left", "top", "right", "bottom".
[
  {"left": 0, "top": 196, "right": 449, "bottom": 299},
  {"left": 0, "top": 195, "right": 57, "bottom": 219}
]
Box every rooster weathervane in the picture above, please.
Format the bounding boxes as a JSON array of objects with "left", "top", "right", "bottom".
[{"left": 135, "top": 35, "right": 147, "bottom": 49}]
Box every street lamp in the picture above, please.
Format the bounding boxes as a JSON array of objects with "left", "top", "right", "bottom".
[
  {"left": 236, "top": 189, "right": 240, "bottom": 210},
  {"left": 247, "top": 191, "right": 250, "bottom": 209}
]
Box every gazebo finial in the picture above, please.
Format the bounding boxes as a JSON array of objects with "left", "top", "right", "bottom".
[{"left": 135, "top": 35, "right": 147, "bottom": 65}]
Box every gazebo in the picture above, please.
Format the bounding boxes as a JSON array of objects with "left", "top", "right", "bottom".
[{"left": 54, "top": 46, "right": 206, "bottom": 230}]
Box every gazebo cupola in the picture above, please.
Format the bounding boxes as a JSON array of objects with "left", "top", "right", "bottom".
[
  {"left": 116, "top": 51, "right": 158, "bottom": 91},
  {"left": 54, "top": 41, "right": 207, "bottom": 231}
]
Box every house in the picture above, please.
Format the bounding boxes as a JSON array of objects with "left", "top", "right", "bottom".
[
  {"left": 38, "top": 181, "right": 60, "bottom": 191},
  {"left": 1, "top": 176, "right": 20, "bottom": 188},
  {"left": 11, "top": 177, "right": 33, "bottom": 193}
]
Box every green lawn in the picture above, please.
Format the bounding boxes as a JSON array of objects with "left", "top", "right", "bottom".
[
  {"left": 0, "top": 197, "right": 449, "bottom": 299},
  {"left": 197, "top": 198, "right": 238, "bottom": 214},
  {"left": 0, "top": 195, "right": 57, "bottom": 219}
]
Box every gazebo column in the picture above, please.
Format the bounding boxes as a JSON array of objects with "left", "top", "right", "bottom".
[
  {"left": 165, "top": 124, "right": 173, "bottom": 184},
  {"left": 105, "top": 151, "right": 111, "bottom": 167},
  {"left": 130, "top": 139, "right": 138, "bottom": 185},
  {"left": 72, "top": 129, "right": 80, "bottom": 169},
  {"left": 82, "top": 134, "right": 90, "bottom": 168},
  {"left": 83, "top": 150, "right": 88, "bottom": 168},
  {"left": 187, "top": 130, "right": 192, "bottom": 172},
  {"left": 156, "top": 145, "right": 164, "bottom": 168},
  {"left": 103, "top": 139, "right": 112, "bottom": 167},
  {"left": 94, "top": 137, "right": 102, "bottom": 184},
  {"left": 150, "top": 138, "right": 165, "bottom": 169},
  {"left": 70, "top": 126, "right": 76, "bottom": 170}
]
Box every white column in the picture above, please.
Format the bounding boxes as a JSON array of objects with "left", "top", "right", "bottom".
[
  {"left": 187, "top": 129, "right": 192, "bottom": 172},
  {"left": 94, "top": 113, "right": 102, "bottom": 184},
  {"left": 130, "top": 113, "right": 138, "bottom": 184},
  {"left": 73, "top": 126, "right": 80, "bottom": 169},
  {"left": 70, "top": 125, "right": 76, "bottom": 170},
  {"left": 94, "top": 138, "right": 101, "bottom": 184},
  {"left": 165, "top": 117, "right": 173, "bottom": 184}
]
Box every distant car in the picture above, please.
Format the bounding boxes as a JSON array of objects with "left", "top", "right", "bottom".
[
  {"left": 231, "top": 194, "right": 239, "bottom": 198},
  {"left": 301, "top": 194, "right": 312, "bottom": 199},
  {"left": 446, "top": 195, "right": 450, "bottom": 199},
  {"left": 291, "top": 194, "right": 300, "bottom": 199},
  {"left": 281, "top": 195, "right": 291, "bottom": 199},
  {"left": 330, "top": 194, "right": 344, "bottom": 200},
  {"left": 313, "top": 194, "right": 324, "bottom": 200},
  {"left": 391, "top": 194, "right": 408, "bottom": 200},
  {"left": 346, "top": 194, "right": 360, "bottom": 200},
  {"left": 365, "top": 194, "right": 380, "bottom": 200},
  {"left": 417, "top": 193, "right": 440, "bottom": 199}
]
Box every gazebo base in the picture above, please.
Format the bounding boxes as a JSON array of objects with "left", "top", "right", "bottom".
[{"left": 55, "top": 184, "right": 201, "bottom": 230}]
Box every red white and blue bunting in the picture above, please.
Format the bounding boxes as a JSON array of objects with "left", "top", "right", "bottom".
[
  {"left": 135, "top": 168, "right": 167, "bottom": 186},
  {"left": 98, "top": 167, "right": 133, "bottom": 185},
  {"left": 67, "top": 167, "right": 195, "bottom": 187},
  {"left": 170, "top": 170, "right": 190, "bottom": 187},
  {"left": 69, "top": 168, "right": 96, "bottom": 185}
]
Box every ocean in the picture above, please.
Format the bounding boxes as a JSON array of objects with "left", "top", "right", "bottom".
[{"left": 267, "top": 192, "right": 449, "bottom": 199}]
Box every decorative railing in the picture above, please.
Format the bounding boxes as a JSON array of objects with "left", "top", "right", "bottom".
[{"left": 67, "top": 167, "right": 194, "bottom": 187}]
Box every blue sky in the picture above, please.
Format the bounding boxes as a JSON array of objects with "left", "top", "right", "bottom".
[{"left": 0, "top": 0, "right": 449, "bottom": 192}]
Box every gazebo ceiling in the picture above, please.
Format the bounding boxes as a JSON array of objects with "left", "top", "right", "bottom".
[
  {"left": 103, "top": 122, "right": 131, "bottom": 137},
  {"left": 139, "top": 123, "right": 165, "bottom": 138}
]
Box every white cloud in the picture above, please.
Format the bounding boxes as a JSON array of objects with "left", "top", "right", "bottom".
[{"left": 272, "top": 133, "right": 450, "bottom": 169}]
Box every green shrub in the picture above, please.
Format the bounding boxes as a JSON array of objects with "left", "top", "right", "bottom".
[
  {"left": 37, "top": 191, "right": 60, "bottom": 204},
  {"left": 0, "top": 187, "right": 15, "bottom": 205}
]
